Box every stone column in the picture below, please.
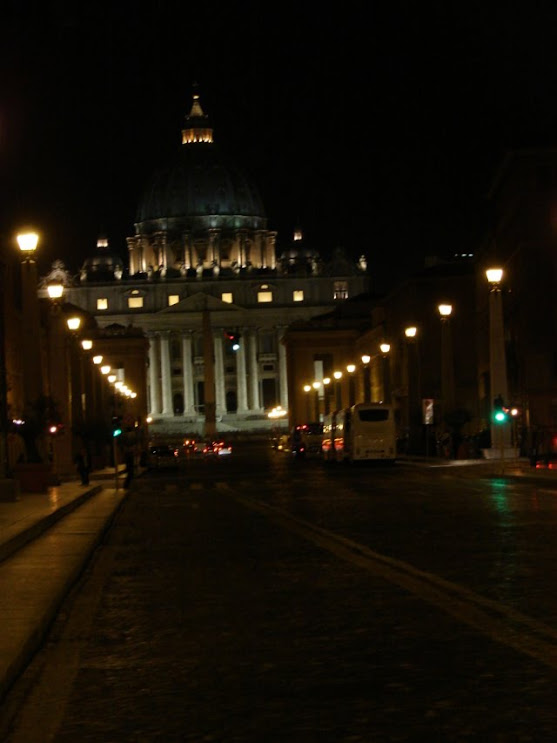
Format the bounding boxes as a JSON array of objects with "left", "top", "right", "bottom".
[
  {"left": 214, "top": 332, "right": 226, "bottom": 416},
  {"left": 148, "top": 333, "right": 161, "bottom": 416},
  {"left": 208, "top": 228, "right": 221, "bottom": 267},
  {"left": 160, "top": 331, "right": 173, "bottom": 415},
  {"left": 182, "top": 231, "right": 192, "bottom": 270},
  {"left": 202, "top": 309, "right": 217, "bottom": 439},
  {"left": 236, "top": 337, "right": 249, "bottom": 413},
  {"left": 248, "top": 329, "right": 261, "bottom": 411},
  {"left": 181, "top": 332, "right": 196, "bottom": 416},
  {"left": 277, "top": 327, "right": 289, "bottom": 411}
]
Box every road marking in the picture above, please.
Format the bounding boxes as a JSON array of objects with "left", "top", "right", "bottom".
[{"left": 231, "top": 493, "right": 557, "bottom": 670}]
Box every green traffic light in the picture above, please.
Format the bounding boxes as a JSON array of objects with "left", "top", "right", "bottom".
[
  {"left": 494, "top": 411, "right": 507, "bottom": 423},
  {"left": 113, "top": 428, "right": 122, "bottom": 437}
]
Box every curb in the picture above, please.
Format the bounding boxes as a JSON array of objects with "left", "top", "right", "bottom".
[{"left": 0, "top": 485, "right": 103, "bottom": 565}]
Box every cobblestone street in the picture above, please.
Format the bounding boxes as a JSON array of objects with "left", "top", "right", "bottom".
[{"left": 6, "top": 463, "right": 557, "bottom": 742}]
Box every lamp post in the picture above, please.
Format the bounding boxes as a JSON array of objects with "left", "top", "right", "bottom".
[
  {"left": 346, "top": 364, "right": 356, "bottom": 407},
  {"left": 46, "top": 282, "right": 77, "bottom": 477},
  {"left": 312, "top": 380, "right": 321, "bottom": 421},
  {"left": 333, "top": 371, "right": 343, "bottom": 411},
  {"left": 404, "top": 327, "right": 419, "bottom": 453},
  {"left": 303, "top": 384, "right": 312, "bottom": 421},
  {"left": 66, "top": 315, "right": 82, "bottom": 438},
  {"left": 17, "top": 231, "right": 43, "bottom": 407},
  {"left": 322, "top": 377, "right": 331, "bottom": 415},
  {"left": 438, "top": 304, "right": 454, "bottom": 437},
  {"left": 486, "top": 268, "right": 511, "bottom": 459},
  {"left": 361, "top": 355, "right": 371, "bottom": 403},
  {"left": 380, "top": 343, "right": 391, "bottom": 404},
  {"left": 0, "top": 254, "right": 17, "bottom": 494}
]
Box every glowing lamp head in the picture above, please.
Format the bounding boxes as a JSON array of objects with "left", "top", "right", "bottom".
[
  {"left": 17, "top": 232, "right": 39, "bottom": 256},
  {"left": 405, "top": 326, "right": 417, "bottom": 338},
  {"left": 333, "top": 371, "right": 343, "bottom": 380},
  {"left": 92, "top": 355, "right": 103, "bottom": 365},
  {"left": 47, "top": 282, "right": 64, "bottom": 300},
  {"left": 346, "top": 364, "right": 356, "bottom": 373},
  {"left": 438, "top": 304, "right": 452, "bottom": 318},
  {"left": 380, "top": 343, "right": 391, "bottom": 354},
  {"left": 81, "top": 339, "right": 93, "bottom": 351},
  {"left": 67, "top": 316, "right": 81, "bottom": 332},
  {"left": 361, "top": 355, "right": 371, "bottom": 365},
  {"left": 486, "top": 267, "right": 503, "bottom": 285}
]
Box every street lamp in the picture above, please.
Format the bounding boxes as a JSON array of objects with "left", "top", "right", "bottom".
[
  {"left": 361, "top": 354, "right": 371, "bottom": 403},
  {"left": 47, "top": 282, "right": 64, "bottom": 302},
  {"left": 380, "top": 343, "right": 391, "bottom": 404},
  {"left": 303, "top": 384, "right": 312, "bottom": 421},
  {"left": 438, "top": 303, "right": 454, "bottom": 438},
  {"left": 333, "top": 371, "right": 343, "bottom": 410},
  {"left": 486, "top": 267, "right": 511, "bottom": 459},
  {"left": 18, "top": 231, "right": 43, "bottom": 407},
  {"left": 346, "top": 364, "right": 356, "bottom": 406},
  {"left": 323, "top": 377, "right": 331, "bottom": 415},
  {"left": 404, "top": 326, "right": 420, "bottom": 453},
  {"left": 16, "top": 231, "right": 39, "bottom": 258},
  {"left": 312, "top": 380, "right": 321, "bottom": 421},
  {"left": 67, "top": 316, "right": 81, "bottom": 332}
]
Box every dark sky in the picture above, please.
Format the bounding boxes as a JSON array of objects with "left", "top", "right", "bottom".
[{"left": 2, "top": 1, "right": 557, "bottom": 293}]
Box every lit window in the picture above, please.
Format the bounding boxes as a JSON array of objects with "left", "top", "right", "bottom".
[
  {"left": 168, "top": 295, "right": 180, "bottom": 306},
  {"left": 221, "top": 292, "right": 233, "bottom": 303},
  {"left": 97, "top": 298, "right": 108, "bottom": 310},
  {"left": 257, "top": 291, "right": 273, "bottom": 303},
  {"left": 333, "top": 281, "right": 348, "bottom": 300},
  {"left": 128, "top": 296, "right": 144, "bottom": 309},
  {"left": 293, "top": 290, "right": 304, "bottom": 302}
]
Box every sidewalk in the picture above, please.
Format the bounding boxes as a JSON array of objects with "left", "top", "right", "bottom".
[
  {"left": 0, "top": 467, "right": 128, "bottom": 707},
  {"left": 398, "top": 455, "right": 557, "bottom": 482}
]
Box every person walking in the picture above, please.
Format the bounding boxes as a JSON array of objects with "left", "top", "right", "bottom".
[{"left": 74, "top": 448, "right": 90, "bottom": 485}]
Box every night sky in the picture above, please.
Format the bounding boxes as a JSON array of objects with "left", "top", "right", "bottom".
[{"left": 2, "top": 2, "right": 557, "bottom": 293}]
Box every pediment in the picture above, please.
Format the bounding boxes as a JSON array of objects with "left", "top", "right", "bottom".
[{"left": 159, "top": 292, "right": 241, "bottom": 313}]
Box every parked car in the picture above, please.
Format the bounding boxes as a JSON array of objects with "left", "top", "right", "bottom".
[
  {"left": 212, "top": 440, "right": 232, "bottom": 456},
  {"left": 182, "top": 438, "right": 197, "bottom": 453},
  {"left": 291, "top": 422, "right": 323, "bottom": 457},
  {"left": 202, "top": 440, "right": 233, "bottom": 456},
  {"left": 147, "top": 444, "right": 179, "bottom": 469},
  {"left": 272, "top": 434, "right": 290, "bottom": 452}
]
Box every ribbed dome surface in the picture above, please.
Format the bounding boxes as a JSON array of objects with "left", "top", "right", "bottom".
[{"left": 136, "top": 143, "right": 266, "bottom": 226}]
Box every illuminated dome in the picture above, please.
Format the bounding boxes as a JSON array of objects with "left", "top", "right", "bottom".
[
  {"left": 127, "top": 90, "right": 276, "bottom": 276},
  {"left": 136, "top": 93, "right": 266, "bottom": 231}
]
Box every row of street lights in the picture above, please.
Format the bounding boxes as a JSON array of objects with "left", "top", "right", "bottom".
[
  {"left": 0, "top": 230, "right": 141, "bottom": 487},
  {"left": 302, "top": 343, "right": 393, "bottom": 422},
  {"left": 299, "top": 267, "right": 507, "bottom": 460}
]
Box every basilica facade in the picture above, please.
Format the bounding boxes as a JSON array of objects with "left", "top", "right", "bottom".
[{"left": 57, "top": 92, "right": 370, "bottom": 437}]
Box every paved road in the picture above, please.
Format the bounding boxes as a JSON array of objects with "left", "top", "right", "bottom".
[{"left": 4, "top": 448, "right": 557, "bottom": 741}]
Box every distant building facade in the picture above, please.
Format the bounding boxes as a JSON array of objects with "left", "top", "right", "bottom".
[{"left": 60, "top": 92, "right": 370, "bottom": 437}]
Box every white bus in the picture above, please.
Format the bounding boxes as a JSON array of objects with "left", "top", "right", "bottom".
[{"left": 322, "top": 403, "right": 396, "bottom": 464}]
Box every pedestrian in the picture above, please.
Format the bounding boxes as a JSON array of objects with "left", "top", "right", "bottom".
[
  {"left": 74, "top": 448, "right": 90, "bottom": 485},
  {"left": 123, "top": 448, "right": 134, "bottom": 489}
]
